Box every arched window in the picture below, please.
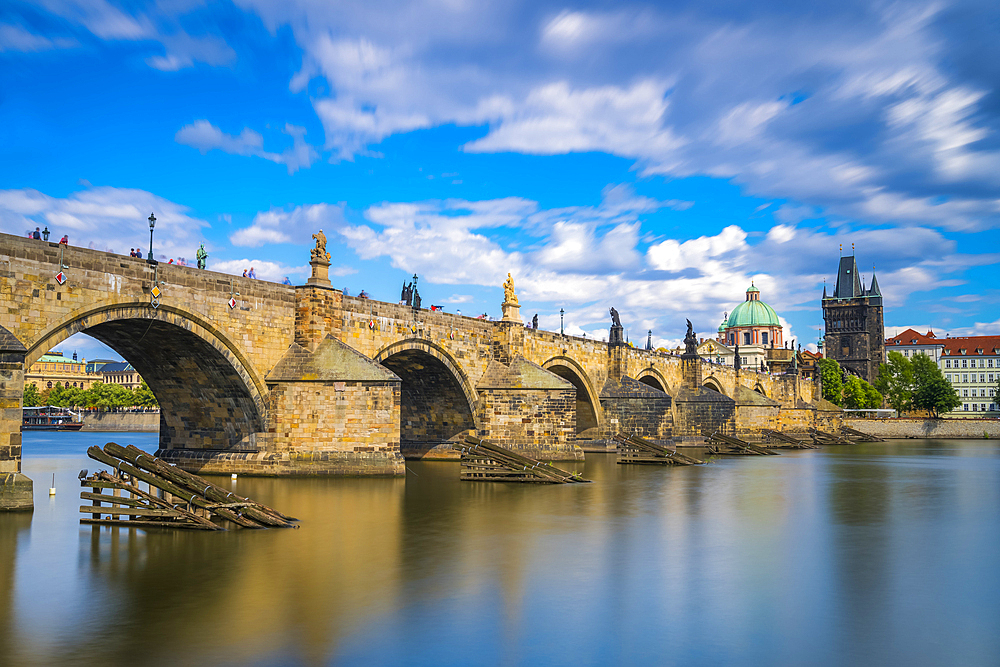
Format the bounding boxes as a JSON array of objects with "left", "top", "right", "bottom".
[{"left": 744, "top": 332, "right": 751, "bottom": 345}]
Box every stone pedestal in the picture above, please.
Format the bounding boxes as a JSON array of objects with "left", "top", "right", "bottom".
[
  {"left": 681, "top": 352, "right": 702, "bottom": 390},
  {"left": 501, "top": 300, "right": 522, "bottom": 323},
  {"left": 307, "top": 256, "right": 331, "bottom": 287},
  {"left": 0, "top": 326, "right": 30, "bottom": 511},
  {"left": 609, "top": 324, "right": 624, "bottom": 346}
]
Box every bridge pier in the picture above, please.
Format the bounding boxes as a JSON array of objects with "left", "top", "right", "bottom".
[{"left": 0, "top": 327, "right": 30, "bottom": 511}]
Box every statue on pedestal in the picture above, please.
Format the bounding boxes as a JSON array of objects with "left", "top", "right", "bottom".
[
  {"left": 311, "top": 229, "right": 331, "bottom": 262},
  {"left": 196, "top": 244, "right": 208, "bottom": 270},
  {"left": 503, "top": 273, "right": 518, "bottom": 304},
  {"left": 684, "top": 319, "right": 698, "bottom": 356},
  {"left": 610, "top": 307, "right": 621, "bottom": 328}
]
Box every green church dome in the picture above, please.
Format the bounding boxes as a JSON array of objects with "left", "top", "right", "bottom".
[{"left": 726, "top": 284, "right": 781, "bottom": 328}]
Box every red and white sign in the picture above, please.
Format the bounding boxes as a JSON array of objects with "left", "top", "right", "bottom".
[
  {"left": 55, "top": 271, "right": 66, "bottom": 285},
  {"left": 228, "top": 297, "right": 237, "bottom": 309}
]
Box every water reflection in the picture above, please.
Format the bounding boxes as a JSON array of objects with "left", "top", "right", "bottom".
[{"left": 2, "top": 437, "right": 999, "bottom": 666}]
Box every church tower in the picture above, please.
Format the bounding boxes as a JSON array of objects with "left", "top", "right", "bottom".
[{"left": 822, "top": 251, "right": 884, "bottom": 383}]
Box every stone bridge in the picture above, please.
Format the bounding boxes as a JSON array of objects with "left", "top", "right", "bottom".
[{"left": 0, "top": 232, "right": 836, "bottom": 508}]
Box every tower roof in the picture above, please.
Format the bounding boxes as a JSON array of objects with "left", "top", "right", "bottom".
[{"left": 833, "top": 255, "right": 864, "bottom": 299}]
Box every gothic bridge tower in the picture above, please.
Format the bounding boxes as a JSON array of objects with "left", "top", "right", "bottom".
[{"left": 822, "top": 251, "right": 884, "bottom": 383}]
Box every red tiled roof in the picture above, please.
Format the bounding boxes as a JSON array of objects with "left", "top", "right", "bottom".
[
  {"left": 885, "top": 328, "right": 943, "bottom": 347},
  {"left": 941, "top": 335, "right": 1000, "bottom": 356}
]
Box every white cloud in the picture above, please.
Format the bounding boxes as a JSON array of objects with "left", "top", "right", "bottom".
[
  {"left": 0, "top": 185, "right": 207, "bottom": 260},
  {"left": 0, "top": 23, "right": 74, "bottom": 51},
  {"left": 209, "top": 259, "right": 309, "bottom": 283},
  {"left": 229, "top": 203, "right": 346, "bottom": 247},
  {"left": 175, "top": 120, "right": 319, "bottom": 174}
]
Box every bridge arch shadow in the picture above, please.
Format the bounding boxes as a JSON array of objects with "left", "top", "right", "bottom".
[
  {"left": 754, "top": 382, "right": 768, "bottom": 397},
  {"left": 542, "top": 356, "right": 602, "bottom": 437},
  {"left": 636, "top": 369, "right": 671, "bottom": 394},
  {"left": 703, "top": 376, "right": 727, "bottom": 396},
  {"left": 374, "top": 339, "right": 478, "bottom": 459},
  {"left": 26, "top": 303, "right": 266, "bottom": 451}
]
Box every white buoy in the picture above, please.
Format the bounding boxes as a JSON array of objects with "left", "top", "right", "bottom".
[
  {"left": 231, "top": 473, "right": 238, "bottom": 481},
  {"left": 49, "top": 473, "right": 56, "bottom": 496}
]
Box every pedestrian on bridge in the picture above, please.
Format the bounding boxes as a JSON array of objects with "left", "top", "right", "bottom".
[{"left": 32, "top": 227, "right": 41, "bottom": 239}]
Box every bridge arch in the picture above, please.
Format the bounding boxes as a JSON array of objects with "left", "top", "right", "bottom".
[
  {"left": 374, "top": 339, "right": 478, "bottom": 458},
  {"left": 24, "top": 302, "right": 266, "bottom": 450},
  {"left": 542, "top": 356, "right": 602, "bottom": 435},
  {"left": 636, "top": 368, "right": 671, "bottom": 395},
  {"left": 703, "top": 376, "right": 727, "bottom": 396}
]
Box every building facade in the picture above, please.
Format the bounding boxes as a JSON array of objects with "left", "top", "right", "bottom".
[
  {"left": 822, "top": 254, "right": 884, "bottom": 383},
  {"left": 885, "top": 329, "right": 945, "bottom": 364},
  {"left": 99, "top": 361, "right": 143, "bottom": 389},
  {"left": 25, "top": 351, "right": 98, "bottom": 391},
  {"left": 940, "top": 336, "right": 999, "bottom": 417}
]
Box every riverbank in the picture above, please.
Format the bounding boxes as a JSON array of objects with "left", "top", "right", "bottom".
[
  {"left": 846, "top": 417, "right": 1000, "bottom": 439},
  {"left": 81, "top": 411, "right": 159, "bottom": 432}
]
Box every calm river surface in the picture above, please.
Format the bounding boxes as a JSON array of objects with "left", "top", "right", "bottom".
[{"left": 3, "top": 433, "right": 1000, "bottom": 667}]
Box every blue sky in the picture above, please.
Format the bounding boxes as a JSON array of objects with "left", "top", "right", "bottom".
[{"left": 2, "top": 0, "right": 998, "bottom": 362}]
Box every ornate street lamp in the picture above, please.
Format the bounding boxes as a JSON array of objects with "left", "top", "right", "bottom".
[
  {"left": 147, "top": 213, "right": 156, "bottom": 261},
  {"left": 42, "top": 226, "right": 50, "bottom": 241},
  {"left": 560, "top": 308, "right": 565, "bottom": 335}
]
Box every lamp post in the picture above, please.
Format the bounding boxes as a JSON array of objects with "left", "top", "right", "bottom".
[
  {"left": 42, "top": 226, "right": 50, "bottom": 241},
  {"left": 147, "top": 213, "right": 156, "bottom": 262},
  {"left": 560, "top": 308, "right": 565, "bottom": 335}
]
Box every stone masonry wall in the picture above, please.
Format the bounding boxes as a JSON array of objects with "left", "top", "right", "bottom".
[
  {"left": 845, "top": 418, "right": 1000, "bottom": 439},
  {"left": 475, "top": 387, "right": 580, "bottom": 460}
]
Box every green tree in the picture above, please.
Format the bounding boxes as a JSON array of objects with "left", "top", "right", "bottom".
[
  {"left": 817, "top": 357, "right": 843, "bottom": 406},
  {"left": 911, "top": 354, "right": 961, "bottom": 417},
  {"left": 843, "top": 375, "right": 883, "bottom": 409},
  {"left": 875, "top": 351, "right": 913, "bottom": 414},
  {"left": 131, "top": 380, "right": 158, "bottom": 408},
  {"left": 22, "top": 383, "right": 41, "bottom": 407},
  {"left": 83, "top": 381, "right": 134, "bottom": 410}
]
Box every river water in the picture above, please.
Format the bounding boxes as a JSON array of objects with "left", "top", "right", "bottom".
[{"left": 2, "top": 434, "right": 1000, "bottom": 667}]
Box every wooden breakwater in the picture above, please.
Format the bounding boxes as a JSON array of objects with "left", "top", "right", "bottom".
[
  {"left": 81, "top": 443, "right": 297, "bottom": 530},
  {"left": 454, "top": 436, "right": 589, "bottom": 483}
]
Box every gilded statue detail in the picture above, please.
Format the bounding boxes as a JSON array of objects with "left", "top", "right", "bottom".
[
  {"left": 311, "top": 229, "right": 331, "bottom": 262},
  {"left": 503, "top": 272, "right": 518, "bottom": 305}
]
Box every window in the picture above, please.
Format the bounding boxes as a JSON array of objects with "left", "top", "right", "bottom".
[
  {"left": 964, "top": 404, "right": 969, "bottom": 411},
  {"left": 963, "top": 389, "right": 968, "bottom": 397},
  {"left": 990, "top": 374, "right": 995, "bottom": 383},
  {"left": 973, "top": 404, "right": 978, "bottom": 411},
  {"left": 981, "top": 374, "right": 986, "bottom": 383},
  {"left": 946, "top": 374, "right": 952, "bottom": 382},
  {"left": 963, "top": 359, "right": 968, "bottom": 368},
  {"left": 990, "top": 359, "right": 995, "bottom": 368},
  {"left": 904, "top": 349, "right": 910, "bottom": 356},
  {"left": 946, "top": 360, "right": 951, "bottom": 368},
  {"left": 744, "top": 332, "right": 751, "bottom": 345},
  {"left": 742, "top": 357, "right": 748, "bottom": 365},
  {"left": 991, "top": 389, "right": 996, "bottom": 397},
  {"left": 762, "top": 331, "right": 768, "bottom": 345},
  {"left": 47, "top": 381, "right": 52, "bottom": 388},
  {"left": 963, "top": 374, "right": 968, "bottom": 383},
  {"left": 982, "top": 404, "right": 987, "bottom": 412},
  {"left": 981, "top": 359, "right": 986, "bottom": 368}
]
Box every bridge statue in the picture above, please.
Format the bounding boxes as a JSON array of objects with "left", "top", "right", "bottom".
[
  {"left": 503, "top": 273, "right": 518, "bottom": 305},
  {"left": 609, "top": 307, "right": 621, "bottom": 328},
  {"left": 684, "top": 319, "right": 698, "bottom": 356},
  {"left": 196, "top": 244, "right": 208, "bottom": 270},
  {"left": 311, "top": 229, "right": 331, "bottom": 262}
]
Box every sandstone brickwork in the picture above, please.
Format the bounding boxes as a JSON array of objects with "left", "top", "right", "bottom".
[{"left": 1, "top": 231, "right": 831, "bottom": 483}]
